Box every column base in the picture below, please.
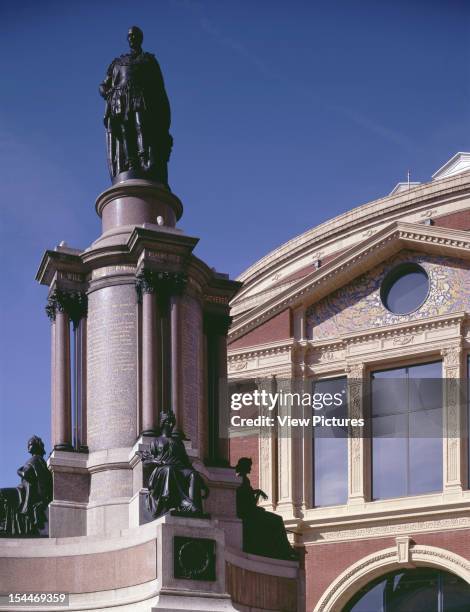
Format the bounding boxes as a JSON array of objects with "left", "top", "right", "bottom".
[
  {"left": 141, "top": 430, "right": 160, "bottom": 437},
  {"left": 54, "top": 443, "right": 74, "bottom": 451}
]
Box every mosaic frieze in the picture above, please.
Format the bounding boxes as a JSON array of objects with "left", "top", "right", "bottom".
[{"left": 306, "top": 251, "right": 470, "bottom": 340}]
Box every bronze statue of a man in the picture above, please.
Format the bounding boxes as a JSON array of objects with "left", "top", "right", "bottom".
[
  {"left": 99, "top": 26, "right": 173, "bottom": 185},
  {"left": 0, "top": 436, "right": 53, "bottom": 537}
]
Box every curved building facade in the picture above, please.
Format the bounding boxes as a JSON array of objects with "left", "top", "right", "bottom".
[{"left": 228, "top": 153, "right": 470, "bottom": 611}]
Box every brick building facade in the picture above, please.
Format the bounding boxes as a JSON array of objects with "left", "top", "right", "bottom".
[{"left": 228, "top": 153, "right": 470, "bottom": 611}]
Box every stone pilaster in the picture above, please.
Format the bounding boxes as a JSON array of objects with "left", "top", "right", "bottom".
[
  {"left": 54, "top": 305, "right": 72, "bottom": 451},
  {"left": 204, "top": 312, "right": 232, "bottom": 465},
  {"left": 293, "top": 307, "right": 306, "bottom": 341},
  {"left": 258, "top": 376, "right": 278, "bottom": 512},
  {"left": 47, "top": 290, "right": 88, "bottom": 451},
  {"left": 137, "top": 271, "right": 159, "bottom": 436},
  {"left": 346, "top": 362, "right": 369, "bottom": 505},
  {"left": 442, "top": 344, "right": 467, "bottom": 497},
  {"left": 167, "top": 273, "right": 187, "bottom": 435},
  {"left": 77, "top": 316, "right": 88, "bottom": 452},
  {"left": 276, "top": 373, "right": 303, "bottom": 518},
  {"left": 136, "top": 270, "right": 188, "bottom": 436},
  {"left": 170, "top": 294, "right": 182, "bottom": 428},
  {"left": 46, "top": 299, "right": 57, "bottom": 449}
]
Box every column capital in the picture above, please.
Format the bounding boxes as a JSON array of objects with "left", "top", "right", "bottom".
[
  {"left": 46, "top": 290, "right": 88, "bottom": 328},
  {"left": 136, "top": 269, "right": 188, "bottom": 300},
  {"left": 440, "top": 343, "right": 463, "bottom": 368},
  {"left": 345, "top": 362, "right": 365, "bottom": 379}
]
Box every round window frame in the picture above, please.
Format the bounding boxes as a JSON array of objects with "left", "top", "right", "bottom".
[{"left": 380, "top": 262, "right": 430, "bottom": 316}]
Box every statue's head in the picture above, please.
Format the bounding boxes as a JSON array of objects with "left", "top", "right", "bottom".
[
  {"left": 235, "top": 457, "right": 252, "bottom": 477},
  {"left": 128, "top": 26, "right": 144, "bottom": 51},
  {"left": 159, "top": 411, "right": 176, "bottom": 435},
  {"left": 28, "top": 436, "right": 45, "bottom": 457}
]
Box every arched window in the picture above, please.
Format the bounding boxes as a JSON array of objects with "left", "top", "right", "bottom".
[{"left": 344, "top": 567, "right": 470, "bottom": 612}]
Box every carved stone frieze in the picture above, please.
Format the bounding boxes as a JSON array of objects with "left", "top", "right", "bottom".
[{"left": 311, "top": 515, "right": 470, "bottom": 543}]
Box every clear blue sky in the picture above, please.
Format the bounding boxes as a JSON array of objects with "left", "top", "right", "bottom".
[{"left": 1, "top": 0, "right": 469, "bottom": 484}]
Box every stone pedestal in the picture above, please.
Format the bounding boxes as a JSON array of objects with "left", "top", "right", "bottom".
[
  {"left": 37, "top": 179, "right": 242, "bottom": 541},
  {"left": 152, "top": 514, "right": 238, "bottom": 612},
  {"left": 95, "top": 180, "right": 183, "bottom": 232}
]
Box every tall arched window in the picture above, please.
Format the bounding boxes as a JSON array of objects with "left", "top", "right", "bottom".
[{"left": 344, "top": 567, "right": 470, "bottom": 612}]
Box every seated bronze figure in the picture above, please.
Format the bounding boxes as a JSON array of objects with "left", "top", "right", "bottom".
[
  {"left": 0, "top": 436, "right": 53, "bottom": 537},
  {"left": 140, "top": 413, "right": 209, "bottom": 518},
  {"left": 235, "top": 457, "right": 298, "bottom": 560}
]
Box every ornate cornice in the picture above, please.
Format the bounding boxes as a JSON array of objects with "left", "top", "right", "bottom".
[
  {"left": 228, "top": 339, "right": 294, "bottom": 361},
  {"left": 229, "top": 222, "right": 470, "bottom": 341},
  {"left": 236, "top": 170, "right": 470, "bottom": 290}
]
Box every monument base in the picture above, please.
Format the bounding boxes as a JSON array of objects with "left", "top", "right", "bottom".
[{"left": 152, "top": 592, "right": 238, "bottom": 611}]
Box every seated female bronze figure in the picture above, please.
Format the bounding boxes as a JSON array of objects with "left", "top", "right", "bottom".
[
  {"left": 235, "top": 457, "right": 298, "bottom": 560},
  {"left": 0, "top": 436, "right": 53, "bottom": 537},
  {"left": 140, "top": 413, "right": 209, "bottom": 518}
]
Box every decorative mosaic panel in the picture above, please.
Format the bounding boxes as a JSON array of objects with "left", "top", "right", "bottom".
[{"left": 306, "top": 251, "right": 470, "bottom": 340}]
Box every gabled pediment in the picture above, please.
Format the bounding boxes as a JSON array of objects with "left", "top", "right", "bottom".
[
  {"left": 229, "top": 221, "right": 470, "bottom": 341},
  {"left": 432, "top": 152, "right": 470, "bottom": 181}
]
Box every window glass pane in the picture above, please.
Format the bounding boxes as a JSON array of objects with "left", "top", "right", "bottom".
[
  {"left": 313, "top": 377, "right": 348, "bottom": 506},
  {"left": 408, "top": 434, "right": 442, "bottom": 495},
  {"left": 371, "top": 371, "right": 408, "bottom": 417},
  {"left": 345, "top": 568, "right": 470, "bottom": 612},
  {"left": 382, "top": 265, "right": 429, "bottom": 315},
  {"left": 372, "top": 436, "right": 407, "bottom": 499},
  {"left": 386, "top": 568, "right": 439, "bottom": 612},
  {"left": 443, "top": 570, "right": 470, "bottom": 611},
  {"left": 408, "top": 362, "right": 442, "bottom": 414},
  {"left": 372, "top": 362, "right": 442, "bottom": 500},
  {"left": 345, "top": 580, "right": 386, "bottom": 612}
]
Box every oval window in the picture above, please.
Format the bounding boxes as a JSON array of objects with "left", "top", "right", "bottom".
[{"left": 380, "top": 263, "right": 429, "bottom": 315}]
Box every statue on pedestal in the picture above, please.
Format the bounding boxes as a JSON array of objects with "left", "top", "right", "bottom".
[
  {"left": 99, "top": 26, "right": 172, "bottom": 185},
  {"left": 139, "top": 413, "right": 209, "bottom": 518},
  {"left": 0, "top": 436, "right": 53, "bottom": 537},
  {"left": 235, "top": 457, "right": 298, "bottom": 560}
]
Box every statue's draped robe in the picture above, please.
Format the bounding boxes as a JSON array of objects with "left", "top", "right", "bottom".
[
  {"left": 100, "top": 50, "right": 172, "bottom": 180},
  {"left": 144, "top": 435, "right": 206, "bottom": 518},
  {"left": 236, "top": 475, "right": 295, "bottom": 560},
  {"left": 0, "top": 455, "right": 53, "bottom": 536}
]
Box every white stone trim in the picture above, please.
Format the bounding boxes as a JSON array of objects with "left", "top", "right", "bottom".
[
  {"left": 232, "top": 175, "right": 469, "bottom": 315},
  {"left": 306, "top": 513, "right": 470, "bottom": 544},
  {"left": 229, "top": 221, "right": 470, "bottom": 341},
  {"left": 314, "top": 544, "right": 470, "bottom": 611},
  {"left": 235, "top": 172, "right": 470, "bottom": 299}
]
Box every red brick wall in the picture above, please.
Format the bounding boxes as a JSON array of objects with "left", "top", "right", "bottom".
[
  {"left": 305, "top": 528, "right": 470, "bottom": 611},
  {"left": 434, "top": 209, "right": 470, "bottom": 231},
  {"left": 226, "top": 562, "right": 298, "bottom": 611},
  {"left": 229, "top": 309, "right": 292, "bottom": 349},
  {"left": 229, "top": 434, "right": 259, "bottom": 489}
]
